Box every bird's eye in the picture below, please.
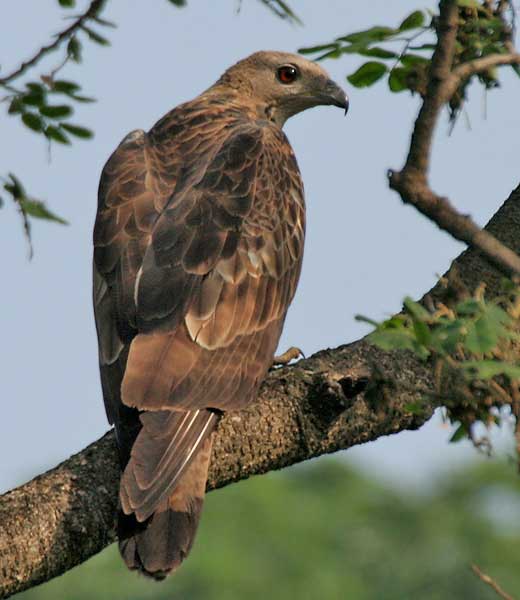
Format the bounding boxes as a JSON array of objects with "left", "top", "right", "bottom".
[{"left": 277, "top": 65, "right": 299, "bottom": 84}]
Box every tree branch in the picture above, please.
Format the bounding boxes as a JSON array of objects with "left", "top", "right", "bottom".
[
  {"left": 389, "top": 170, "right": 520, "bottom": 277},
  {"left": 446, "top": 52, "right": 520, "bottom": 100},
  {"left": 404, "top": 0, "right": 459, "bottom": 174},
  {"left": 1, "top": 182, "right": 520, "bottom": 598},
  {"left": 0, "top": 0, "right": 106, "bottom": 85},
  {"left": 389, "top": 0, "right": 520, "bottom": 278},
  {"left": 471, "top": 564, "right": 515, "bottom": 600}
]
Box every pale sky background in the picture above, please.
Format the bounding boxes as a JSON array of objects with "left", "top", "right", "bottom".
[{"left": 1, "top": 0, "right": 519, "bottom": 495}]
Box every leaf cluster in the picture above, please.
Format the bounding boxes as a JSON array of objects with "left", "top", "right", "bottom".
[
  {"left": 0, "top": 0, "right": 114, "bottom": 231},
  {"left": 8, "top": 79, "right": 94, "bottom": 146},
  {"left": 1, "top": 173, "right": 68, "bottom": 257},
  {"left": 358, "top": 279, "right": 520, "bottom": 449},
  {"left": 299, "top": 0, "right": 518, "bottom": 112},
  {"left": 448, "top": 0, "right": 518, "bottom": 121},
  {"left": 1, "top": 0, "right": 300, "bottom": 250},
  {"left": 300, "top": 9, "right": 430, "bottom": 94}
]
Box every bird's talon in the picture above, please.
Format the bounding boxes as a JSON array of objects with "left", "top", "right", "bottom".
[{"left": 272, "top": 346, "right": 305, "bottom": 368}]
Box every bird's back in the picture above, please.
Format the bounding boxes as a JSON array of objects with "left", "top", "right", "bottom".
[{"left": 93, "top": 91, "right": 306, "bottom": 578}]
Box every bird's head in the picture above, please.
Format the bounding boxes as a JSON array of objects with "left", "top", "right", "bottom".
[{"left": 213, "top": 50, "right": 349, "bottom": 127}]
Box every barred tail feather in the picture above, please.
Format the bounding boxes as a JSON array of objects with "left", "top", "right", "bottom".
[
  {"left": 118, "top": 494, "right": 204, "bottom": 579},
  {"left": 118, "top": 430, "right": 214, "bottom": 579}
]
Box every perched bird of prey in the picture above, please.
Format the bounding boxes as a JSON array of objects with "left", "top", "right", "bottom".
[{"left": 93, "top": 50, "right": 348, "bottom": 579}]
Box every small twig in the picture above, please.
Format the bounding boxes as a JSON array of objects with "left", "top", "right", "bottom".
[
  {"left": 390, "top": 28, "right": 428, "bottom": 75},
  {"left": 0, "top": 0, "right": 104, "bottom": 85},
  {"left": 388, "top": 0, "right": 520, "bottom": 278},
  {"left": 471, "top": 564, "right": 515, "bottom": 600},
  {"left": 13, "top": 198, "right": 33, "bottom": 260},
  {"left": 0, "top": 175, "right": 33, "bottom": 259},
  {"left": 445, "top": 53, "right": 520, "bottom": 99}
]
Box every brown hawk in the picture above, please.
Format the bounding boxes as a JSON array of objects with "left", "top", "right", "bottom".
[{"left": 93, "top": 50, "right": 348, "bottom": 579}]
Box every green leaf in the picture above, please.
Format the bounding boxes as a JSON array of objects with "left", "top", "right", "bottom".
[
  {"left": 67, "top": 36, "right": 82, "bottom": 62},
  {"left": 52, "top": 80, "right": 81, "bottom": 94},
  {"left": 409, "top": 43, "right": 437, "bottom": 51},
  {"left": 429, "top": 320, "right": 464, "bottom": 354},
  {"left": 388, "top": 67, "right": 409, "bottom": 92},
  {"left": 39, "top": 105, "right": 73, "bottom": 119},
  {"left": 314, "top": 49, "right": 342, "bottom": 61},
  {"left": 380, "top": 315, "right": 407, "bottom": 330},
  {"left": 81, "top": 25, "right": 110, "bottom": 45},
  {"left": 8, "top": 98, "right": 24, "bottom": 114},
  {"left": 166, "top": 0, "right": 187, "bottom": 5},
  {"left": 347, "top": 62, "right": 387, "bottom": 88},
  {"left": 61, "top": 123, "right": 93, "bottom": 139},
  {"left": 298, "top": 43, "right": 338, "bottom": 55},
  {"left": 500, "top": 278, "right": 517, "bottom": 293},
  {"left": 368, "top": 329, "right": 416, "bottom": 352},
  {"left": 512, "top": 64, "right": 520, "bottom": 78},
  {"left": 26, "top": 82, "right": 45, "bottom": 94},
  {"left": 485, "top": 304, "right": 511, "bottom": 329},
  {"left": 339, "top": 26, "right": 396, "bottom": 45},
  {"left": 403, "top": 297, "right": 430, "bottom": 321},
  {"left": 456, "top": 0, "right": 480, "bottom": 7},
  {"left": 22, "top": 112, "right": 44, "bottom": 132},
  {"left": 400, "top": 54, "right": 430, "bottom": 67},
  {"left": 70, "top": 94, "right": 96, "bottom": 103},
  {"left": 465, "top": 314, "right": 498, "bottom": 354},
  {"left": 354, "top": 314, "right": 380, "bottom": 327},
  {"left": 449, "top": 423, "right": 468, "bottom": 443},
  {"left": 404, "top": 401, "right": 426, "bottom": 415},
  {"left": 93, "top": 16, "right": 117, "bottom": 28},
  {"left": 4, "top": 173, "right": 26, "bottom": 198},
  {"left": 413, "top": 321, "right": 431, "bottom": 347},
  {"left": 456, "top": 299, "right": 481, "bottom": 316},
  {"left": 359, "top": 47, "right": 397, "bottom": 59},
  {"left": 45, "top": 125, "right": 71, "bottom": 145},
  {"left": 58, "top": 0, "right": 75, "bottom": 6},
  {"left": 19, "top": 199, "right": 68, "bottom": 225},
  {"left": 399, "top": 10, "right": 425, "bottom": 31},
  {"left": 335, "top": 42, "right": 370, "bottom": 55},
  {"left": 462, "top": 360, "right": 520, "bottom": 380},
  {"left": 21, "top": 93, "right": 45, "bottom": 107}
]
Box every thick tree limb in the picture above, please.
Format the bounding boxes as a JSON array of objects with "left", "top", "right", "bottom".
[
  {"left": 1, "top": 183, "right": 519, "bottom": 598},
  {"left": 2, "top": 2, "right": 520, "bottom": 593},
  {"left": 389, "top": 0, "right": 520, "bottom": 278}
]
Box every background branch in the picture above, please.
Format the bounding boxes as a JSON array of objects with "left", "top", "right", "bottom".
[
  {"left": 0, "top": 0, "right": 105, "bottom": 85},
  {"left": 471, "top": 564, "right": 515, "bottom": 600},
  {"left": 1, "top": 182, "right": 520, "bottom": 599},
  {"left": 447, "top": 52, "right": 520, "bottom": 98},
  {"left": 389, "top": 0, "right": 520, "bottom": 277}
]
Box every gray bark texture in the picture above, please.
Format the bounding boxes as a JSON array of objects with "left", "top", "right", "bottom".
[{"left": 1, "top": 184, "right": 519, "bottom": 599}]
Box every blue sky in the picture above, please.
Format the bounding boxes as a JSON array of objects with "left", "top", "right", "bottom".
[{"left": 1, "top": 0, "right": 519, "bottom": 493}]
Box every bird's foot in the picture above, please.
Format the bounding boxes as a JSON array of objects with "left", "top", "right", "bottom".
[{"left": 271, "top": 346, "right": 305, "bottom": 368}]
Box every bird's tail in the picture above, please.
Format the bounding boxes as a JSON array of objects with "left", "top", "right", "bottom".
[{"left": 118, "top": 434, "right": 213, "bottom": 579}]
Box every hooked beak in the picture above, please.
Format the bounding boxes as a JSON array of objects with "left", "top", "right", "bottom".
[{"left": 323, "top": 79, "right": 349, "bottom": 115}]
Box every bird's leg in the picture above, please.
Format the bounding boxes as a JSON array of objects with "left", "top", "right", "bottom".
[{"left": 271, "top": 346, "right": 305, "bottom": 368}]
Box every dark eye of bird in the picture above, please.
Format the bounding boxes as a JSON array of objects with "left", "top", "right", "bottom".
[{"left": 277, "top": 65, "right": 299, "bottom": 84}]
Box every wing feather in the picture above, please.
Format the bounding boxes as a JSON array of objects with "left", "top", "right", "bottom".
[{"left": 94, "top": 104, "right": 305, "bottom": 525}]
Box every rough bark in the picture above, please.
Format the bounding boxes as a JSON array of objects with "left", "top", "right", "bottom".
[{"left": 1, "top": 183, "right": 519, "bottom": 598}]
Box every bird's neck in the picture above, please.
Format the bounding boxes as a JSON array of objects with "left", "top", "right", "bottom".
[{"left": 201, "top": 83, "right": 277, "bottom": 126}]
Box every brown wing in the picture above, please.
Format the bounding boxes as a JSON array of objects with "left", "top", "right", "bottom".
[{"left": 93, "top": 107, "right": 305, "bottom": 521}]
